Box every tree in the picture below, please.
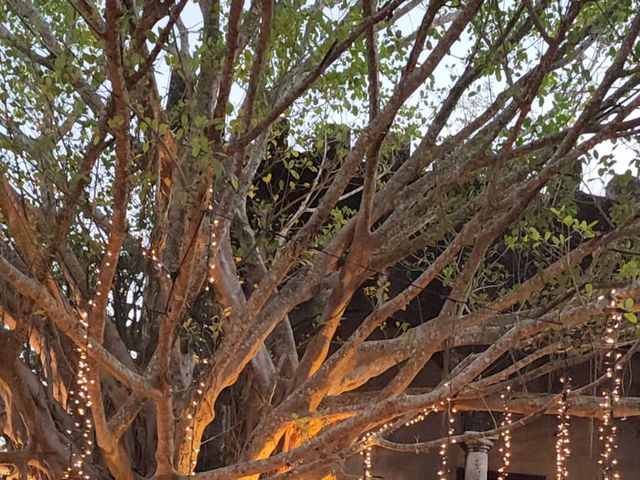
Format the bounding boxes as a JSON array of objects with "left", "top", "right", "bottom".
[{"left": 1, "top": 0, "right": 640, "bottom": 478}]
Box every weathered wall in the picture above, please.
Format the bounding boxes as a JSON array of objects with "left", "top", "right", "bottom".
[{"left": 354, "top": 413, "right": 640, "bottom": 479}]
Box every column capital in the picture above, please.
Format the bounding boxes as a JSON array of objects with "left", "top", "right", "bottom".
[{"left": 462, "top": 433, "right": 498, "bottom": 453}]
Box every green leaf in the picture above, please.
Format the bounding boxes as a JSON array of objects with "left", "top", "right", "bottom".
[
  {"left": 529, "top": 227, "right": 540, "bottom": 241},
  {"left": 624, "top": 298, "right": 634, "bottom": 309},
  {"left": 195, "top": 116, "right": 209, "bottom": 128},
  {"left": 585, "top": 283, "right": 593, "bottom": 294},
  {"left": 54, "top": 55, "right": 66, "bottom": 71},
  {"left": 131, "top": 52, "right": 142, "bottom": 66},
  {"left": 623, "top": 312, "right": 637, "bottom": 323}
]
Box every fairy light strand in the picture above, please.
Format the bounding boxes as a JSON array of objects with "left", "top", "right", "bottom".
[
  {"left": 438, "top": 396, "right": 455, "bottom": 480},
  {"left": 555, "top": 377, "right": 571, "bottom": 480},
  {"left": 63, "top": 310, "right": 93, "bottom": 480},
  {"left": 62, "top": 197, "right": 216, "bottom": 478},
  {"left": 185, "top": 380, "right": 206, "bottom": 475},
  {"left": 598, "top": 290, "right": 622, "bottom": 480},
  {"left": 497, "top": 386, "right": 512, "bottom": 480},
  {"left": 362, "top": 430, "right": 374, "bottom": 480},
  {"left": 66, "top": 244, "right": 160, "bottom": 478},
  {"left": 140, "top": 247, "right": 171, "bottom": 279},
  {"left": 361, "top": 405, "right": 439, "bottom": 480},
  {"left": 138, "top": 216, "right": 216, "bottom": 475},
  {"left": 205, "top": 209, "right": 219, "bottom": 292},
  {"left": 361, "top": 420, "right": 393, "bottom": 479}
]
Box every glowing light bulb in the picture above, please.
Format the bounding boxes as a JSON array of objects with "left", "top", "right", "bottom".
[
  {"left": 362, "top": 406, "right": 437, "bottom": 479},
  {"left": 555, "top": 377, "right": 571, "bottom": 480},
  {"left": 600, "top": 293, "right": 622, "bottom": 480},
  {"left": 438, "top": 400, "right": 455, "bottom": 480},
  {"left": 497, "top": 386, "right": 512, "bottom": 480}
]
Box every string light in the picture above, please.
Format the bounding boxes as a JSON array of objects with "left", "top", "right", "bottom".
[
  {"left": 438, "top": 397, "right": 455, "bottom": 480},
  {"left": 140, "top": 246, "right": 171, "bottom": 279},
  {"left": 205, "top": 208, "right": 219, "bottom": 292},
  {"left": 361, "top": 405, "right": 439, "bottom": 480},
  {"left": 185, "top": 380, "right": 206, "bottom": 475},
  {"left": 555, "top": 377, "right": 571, "bottom": 480},
  {"left": 62, "top": 196, "right": 217, "bottom": 479},
  {"left": 107, "top": 236, "right": 210, "bottom": 479},
  {"left": 362, "top": 431, "right": 375, "bottom": 480},
  {"left": 598, "top": 290, "right": 622, "bottom": 480},
  {"left": 138, "top": 212, "right": 219, "bottom": 289},
  {"left": 63, "top": 310, "right": 93, "bottom": 480},
  {"left": 361, "top": 419, "right": 396, "bottom": 479},
  {"left": 497, "top": 386, "right": 512, "bottom": 480}
]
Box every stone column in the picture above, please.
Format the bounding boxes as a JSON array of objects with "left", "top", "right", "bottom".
[{"left": 463, "top": 436, "right": 496, "bottom": 480}]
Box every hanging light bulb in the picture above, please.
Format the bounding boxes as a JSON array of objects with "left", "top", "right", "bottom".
[
  {"left": 65, "top": 310, "right": 93, "bottom": 480},
  {"left": 599, "top": 291, "right": 622, "bottom": 480},
  {"left": 497, "top": 386, "right": 512, "bottom": 480},
  {"left": 361, "top": 405, "right": 439, "bottom": 480},
  {"left": 140, "top": 243, "right": 171, "bottom": 279},
  {"left": 438, "top": 398, "right": 455, "bottom": 480},
  {"left": 187, "top": 380, "right": 207, "bottom": 476},
  {"left": 205, "top": 216, "right": 219, "bottom": 292},
  {"left": 555, "top": 377, "right": 571, "bottom": 480},
  {"left": 362, "top": 431, "right": 374, "bottom": 480}
]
